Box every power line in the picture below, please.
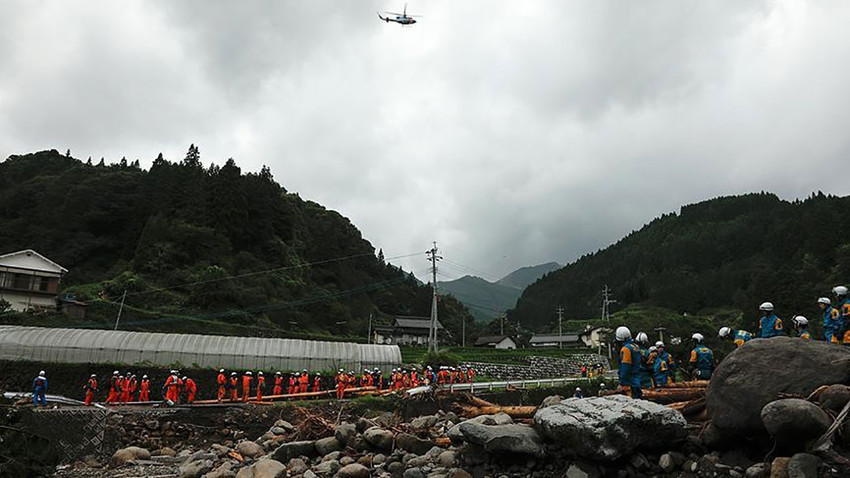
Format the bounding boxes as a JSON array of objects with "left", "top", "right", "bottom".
[{"left": 426, "top": 242, "right": 442, "bottom": 352}]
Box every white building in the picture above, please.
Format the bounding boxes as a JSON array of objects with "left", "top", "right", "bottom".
[
  {"left": 473, "top": 335, "right": 517, "bottom": 349},
  {"left": 0, "top": 250, "right": 67, "bottom": 312}
]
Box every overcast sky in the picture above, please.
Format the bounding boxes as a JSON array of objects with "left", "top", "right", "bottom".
[{"left": 3, "top": 1, "right": 850, "bottom": 282}]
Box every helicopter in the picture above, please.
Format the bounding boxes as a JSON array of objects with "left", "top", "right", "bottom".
[{"left": 378, "top": 3, "right": 420, "bottom": 25}]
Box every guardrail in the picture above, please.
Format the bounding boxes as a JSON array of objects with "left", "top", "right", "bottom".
[{"left": 437, "top": 377, "right": 584, "bottom": 393}]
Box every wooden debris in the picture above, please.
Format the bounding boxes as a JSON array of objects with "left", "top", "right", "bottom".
[
  {"left": 432, "top": 436, "right": 451, "bottom": 447},
  {"left": 602, "top": 387, "right": 706, "bottom": 404},
  {"left": 227, "top": 451, "right": 244, "bottom": 463},
  {"left": 664, "top": 381, "right": 709, "bottom": 389},
  {"left": 457, "top": 405, "right": 538, "bottom": 419}
]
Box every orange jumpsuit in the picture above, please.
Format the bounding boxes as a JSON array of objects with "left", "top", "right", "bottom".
[
  {"left": 288, "top": 375, "right": 297, "bottom": 395},
  {"left": 411, "top": 371, "right": 419, "bottom": 387},
  {"left": 256, "top": 376, "right": 265, "bottom": 401},
  {"left": 313, "top": 376, "right": 322, "bottom": 392},
  {"left": 139, "top": 379, "right": 150, "bottom": 402},
  {"left": 335, "top": 373, "right": 346, "bottom": 399},
  {"left": 229, "top": 376, "right": 239, "bottom": 401},
  {"left": 242, "top": 375, "right": 252, "bottom": 402},
  {"left": 360, "top": 374, "right": 369, "bottom": 388},
  {"left": 299, "top": 373, "right": 309, "bottom": 394},
  {"left": 106, "top": 376, "right": 119, "bottom": 403},
  {"left": 468, "top": 368, "right": 476, "bottom": 381},
  {"left": 273, "top": 376, "right": 283, "bottom": 395},
  {"left": 164, "top": 375, "right": 180, "bottom": 403},
  {"left": 84, "top": 378, "right": 98, "bottom": 406},
  {"left": 128, "top": 377, "right": 138, "bottom": 402},
  {"left": 216, "top": 373, "right": 227, "bottom": 401},
  {"left": 118, "top": 378, "right": 128, "bottom": 404},
  {"left": 185, "top": 378, "right": 197, "bottom": 403}
]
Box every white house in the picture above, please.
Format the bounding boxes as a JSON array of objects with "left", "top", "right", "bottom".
[
  {"left": 473, "top": 335, "right": 517, "bottom": 349},
  {"left": 373, "top": 316, "right": 444, "bottom": 346},
  {"left": 0, "top": 250, "right": 67, "bottom": 312}
]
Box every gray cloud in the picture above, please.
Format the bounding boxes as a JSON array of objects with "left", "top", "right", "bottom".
[{"left": 2, "top": 0, "right": 850, "bottom": 281}]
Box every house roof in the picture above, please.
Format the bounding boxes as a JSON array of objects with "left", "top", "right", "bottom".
[
  {"left": 394, "top": 317, "right": 443, "bottom": 330},
  {"left": 529, "top": 333, "right": 580, "bottom": 344},
  {"left": 474, "top": 335, "right": 514, "bottom": 346},
  {"left": 0, "top": 249, "right": 67, "bottom": 274}
]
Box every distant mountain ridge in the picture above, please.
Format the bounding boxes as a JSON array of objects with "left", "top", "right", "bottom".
[{"left": 439, "top": 262, "right": 561, "bottom": 321}]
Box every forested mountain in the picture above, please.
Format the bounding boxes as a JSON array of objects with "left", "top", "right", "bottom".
[
  {"left": 439, "top": 262, "right": 562, "bottom": 321},
  {"left": 496, "top": 262, "right": 561, "bottom": 289},
  {"left": 510, "top": 193, "right": 850, "bottom": 332},
  {"left": 0, "top": 149, "right": 475, "bottom": 341}
]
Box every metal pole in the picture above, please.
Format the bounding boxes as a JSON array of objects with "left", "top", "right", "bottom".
[
  {"left": 114, "top": 289, "right": 127, "bottom": 331},
  {"left": 368, "top": 313, "right": 372, "bottom": 344},
  {"left": 462, "top": 315, "right": 465, "bottom": 347},
  {"left": 556, "top": 306, "right": 564, "bottom": 349}
]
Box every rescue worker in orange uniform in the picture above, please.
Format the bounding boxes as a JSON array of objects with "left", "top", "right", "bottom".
[
  {"left": 217, "top": 369, "right": 227, "bottom": 402},
  {"left": 84, "top": 374, "right": 98, "bottom": 406},
  {"left": 229, "top": 372, "right": 239, "bottom": 401},
  {"left": 128, "top": 374, "right": 138, "bottom": 402},
  {"left": 288, "top": 372, "right": 297, "bottom": 395},
  {"left": 467, "top": 367, "right": 476, "bottom": 382},
  {"left": 299, "top": 369, "right": 309, "bottom": 394},
  {"left": 256, "top": 372, "right": 265, "bottom": 401},
  {"left": 163, "top": 370, "right": 180, "bottom": 403},
  {"left": 313, "top": 373, "right": 322, "bottom": 392},
  {"left": 273, "top": 372, "right": 283, "bottom": 396},
  {"left": 139, "top": 375, "right": 150, "bottom": 402},
  {"left": 106, "top": 371, "right": 120, "bottom": 403},
  {"left": 242, "top": 371, "right": 253, "bottom": 403},
  {"left": 118, "top": 375, "right": 128, "bottom": 405},
  {"left": 335, "top": 369, "right": 347, "bottom": 399},
  {"left": 360, "top": 369, "right": 370, "bottom": 388},
  {"left": 410, "top": 369, "right": 419, "bottom": 387},
  {"left": 183, "top": 376, "right": 197, "bottom": 403}
]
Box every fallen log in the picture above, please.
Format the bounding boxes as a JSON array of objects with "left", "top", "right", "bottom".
[
  {"left": 602, "top": 388, "right": 706, "bottom": 404},
  {"left": 664, "top": 381, "right": 709, "bottom": 389},
  {"left": 192, "top": 386, "right": 378, "bottom": 405},
  {"left": 457, "top": 405, "right": 538, "bottom": 419}
]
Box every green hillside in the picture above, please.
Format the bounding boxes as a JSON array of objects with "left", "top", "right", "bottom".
[
  {"left": 0, "top": 148, "right": 475, "bottom": 341},
  {"left": 438, "top": 275, "right": 522, "bottom": 321},
  {"left": 510, "top": 192, "right": 850, "bottom": 333},
  {"left": 496, "top": 262, "right": 561, "bottom": 289}
]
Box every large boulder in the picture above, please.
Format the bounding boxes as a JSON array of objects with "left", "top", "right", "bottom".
[
  {"left": 396, "top": 433, "right": 433, "bottom": 455},
  {"left": 534, "top": 395, "right": 687, "bottom": 461},
  {"left": 251, "top": 459, "right": 286, "bottom": 478},
  {"left": 109, "top": 446, "right": 151, "bottom": 468},
  {"left": 272, "top": 441, "right": 317, "bottom": 462},
  {"left": 818, "top": 384, "right": 850, "bottom": 412},
  {"left": 761, "top": 399, "right": 832, "bottom": 450},
  {"left": 363, "top": 427, "right": 394, "bottom": 451},
  {"left": 457, "top": 422, "right": 545, "bottom": 457},
  {"left": 706, "top": 337, "right": 850, "bottom": 435},
  {"left": 237, "top": 441, "right": 265, "bottom": 458}
]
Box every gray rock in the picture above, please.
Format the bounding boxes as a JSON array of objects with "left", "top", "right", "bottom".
[
  {"left": 707, "top": 337, "right": 850, "bottom": 435},
  {"left": 411, "top": 416, "right": 439, "bottom": 430},
  {"left": 337, "top": 463, "right": 371, "bottom": 478},
  {"left": 446, "top": 413, "right": 514, "bottom": 445},
  {"left": 341, "top": 456, "right": 355, "bottom": 466},
  {"left": 397, "top": 433, "right": 434, "bottom": 456},
  {"left": 180, "top": 459, "right": 213, "bottom": 478},
  {"left": 203, "top": 462, "right": 236, "bottom": 478},
  {"left": 313, "top": 458, "right": 340, "bottom": 476},
  {"left": 541, "top": 395, "right": 563, "bottom": 408},
  {"left": 534, "top": 395, "right": 687, "bottom": 461},
  {"left": 387, "top": 461, "right": 405, "bottom": 474},
  {"left": 659, "top": 454, "right": 676, "bottom": 473},
  {"left": 355, "top": 417, "right": 377, "bottom": 432},
  {"left": 237, "top": 441, "right": 265, "bottom": 459},
  {"left": 272, "top": 440, "right": 318, "bottom": 462},
  {"left": 761, "top": 399, "right": 831, "bottom": 450},
  {"left": 406, "top": 456, "right": 428, "bottom": 468},
  {"left": 304, "top": 471, "right": 318, "bottom": 478},
  {"left": 252, "top": 459, "right": 286, "bottom": 478},
  {"left": 565, "top": 462, "right": 600, "bottom": 478},
  {"left": 444, "top": 412, "right": 459, "bottom": 423},
  {"left": 787, "top": 453, "right": 819, "bottom": 478},
  {"left": 315, "top": 437, "right": 344, "bottom": 456},
  {"left": 235, "top": 467, "right": 254, "bottom": 478},
  {"left": 373, "top": 453, "right": 387, "bottom": 465},
  {"left": 629, "top": 453, "right": 650, "bottom": 470},
  {"left": 322, "top": 451, "right": 341, "bottom": 462},
  {"left": 403, "top": 467, "right": 425, "bottom": 478},
  {"left": 288, "top": 458, "right": 309, "bottom": 474},
  {"left": 771, "top": 457, "right": 790, "bottom": 478},
  {"left": 270, "top": 427, "right": 288, "bottom": 436},
  {"left": 274, "top": 420, "right": 295, "bottom": 432},
  {"left": 437, "top": 451, "right": 456, "bottom": 468},
  {"left": 156, "top": 447, "right": 177, "bottom": 457},
  {"left": 210, "top": 444, "right": 232, "bottom": 456},
  {"left": 746, "top": 464, "right": 768, "bottom": 478},
  {"left": 374, "top": 413, "right": 395, "bottom": 428},
  {"left": 818, "top": 384, "right": 850, "bottom": 412},
  {"left": 335, "top": 423, "right": 358, "bottom": 446},
  {"left": 184, "top": 452, "right": 218, "bottom": 465},
  {"left": 457, "top": 422, "right": 544, "bottom": 457},
  {"left": 110, "top": 446, "right": 151, "bottom": 468},
  {"left": 447, "top": 469, "right": 472, "bottom": 478},
  {"left": 364, "top": 427, "right": 395, "bottom": 451}
]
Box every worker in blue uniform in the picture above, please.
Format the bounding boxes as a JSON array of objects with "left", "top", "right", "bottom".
[
  {"left": 792, "top": 315, "right": 812, "bottom": 339},
  {"left": 819, "top": 296, "right": 842, "bottom": 344},
  {"left": 33, "top": 370, "right": 47, "bottom": 406},
  {"left": 834, "top": 286, "right": 850, "bottom": 345},
  {"left": 634, "top": 331, "right": 653, "bottom": 389},
  {"left": 650, "top": 344, "right": 669, "bottom": 387},
  {"left": 757, "top": 302, "right": 784, "bottom": 338},
  {"left": 718, "top": 327, "right": 753, "bottom": 348},
  {"left": 616, "top": 326, "right": 643, "bottom": 399},
  {"left": 688, "top": 334, "right": 714, "bottom": 380}
]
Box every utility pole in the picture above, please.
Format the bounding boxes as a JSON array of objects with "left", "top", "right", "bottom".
[
  {"left": 601, "top": 285, "right": 617, "bottom": 321},
  {"left": 462, "top": 316, "right": 465, "bottom": 348},
  {"left": 556, "top": 306, "right": 564, "bottom": 349},
  {"left": 367, "top": 313, "right": 373, "bottom": 344},
  {"left": 114, "top": 289, "right": 127, "bottom": 331},
  {"left": 500, "top": 315, "right": 504, "bottom": 335},
  {"left": 426, "top": 242, "right": 442, "bottom": 352}
]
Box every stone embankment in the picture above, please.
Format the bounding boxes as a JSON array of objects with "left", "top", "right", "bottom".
[{"left": 462, "top": 354, "right": 607, "bottom": 381}]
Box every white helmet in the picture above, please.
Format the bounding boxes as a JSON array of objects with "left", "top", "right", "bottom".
[
  {"left": 142, "top": 375, "right": 148, "bottom": 379},
  {"left": 635, "top": 332, "right": 649, "bottom": 345},
  {"left": 718, "top": 327, "right": 731, "bottom": 338},
  {"left": 91, "top": 374, "right": 96, "bottom": 378},
  {"left": 575, "top": 387, "right": 581, "bottom": 391},
  {"left": 793, "top": 315, "right": 808, "bottom": 327},
  {"left": 759, "top": 302, "right": 774, "bottom": 311},
  {"left": 649, "top": 346, "right": 657, "bottom": 353},
  {"left": 113, "top": 370, "right": 119, "bottom": 375},
  {"left": 692, "top": 333, "right": 704, "bottom": 343},
  {"left": 819, "top": 297, "right": 831, "bottom": 305},
  {"left": 615, "top": 326, "right": 632, "bottom": 341},
  {"left": 219, "top": 369, "right": 225, "bottom": 373},
  {"left": 655, "top": 341, "right": 664, "bottom": 348},
  {"left": 258, "top": 371, "right": 263, "bottom": 376},
  {"left": 833, "top": 286, "right": 848, "bottom": 296},
  {"left": 39, "top": 370, "right": 45, "bottom": 377},
  {"left": 246, "top": 371, "right": 252, "bottom": 375}
]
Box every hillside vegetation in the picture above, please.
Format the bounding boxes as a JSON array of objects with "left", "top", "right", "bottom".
[
  {"left": 510, "top": 192, "right": 850, "bottom": 333},
  {"left": 0, "top": 148, "right": 476, "bottom": 341}
]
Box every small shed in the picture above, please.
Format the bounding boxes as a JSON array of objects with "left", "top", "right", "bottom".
[{"left": 473, "top": 335, "right": 517, "bottom": 349}]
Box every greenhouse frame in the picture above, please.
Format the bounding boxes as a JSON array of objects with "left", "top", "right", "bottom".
[{"left": 0, "top": 326, "right": 402, "bottom": 372}]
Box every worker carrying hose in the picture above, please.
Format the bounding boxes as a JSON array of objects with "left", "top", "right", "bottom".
[
  {"left": 183, "top": 376, "right": 197, "bottom": 403},
  {"left": 689, "top": 333, "right": 714, "bottom": 380},
  {"left": 216, "top": 369, "right": 227, "bottom": 402},
  {"left": 819, "top": 297, "right": 841, "bottom": 344},
  {"left": 242, "top": 371, "right": 252, "bottom": 403},
  {"left": 718, "top": 327, "right": 753, "bottom": 348},
  {"left": 615, "top": 326, "right": 642, "bottom": 399},
  {"left": 84, "top": 374, "right": 98, "bottom": 406},
  {"left": 757, "top": 302, "right": 784, "bottom": 338},
  {"left": 793, "top": 316, "right": 812, "bottom": 339},
  {"left": 273, "top": 372, "right": 283, "bottom": 395},
  {"left": 139, "top": 375, "right": 150, "bottom": 402}
]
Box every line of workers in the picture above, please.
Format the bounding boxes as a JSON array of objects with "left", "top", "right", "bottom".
[
  {"left": 616, "top": 286, "right": 850, "bottom": 399},
  {"left": 72, "top": 365, "right": 477, "bottom": 406}
]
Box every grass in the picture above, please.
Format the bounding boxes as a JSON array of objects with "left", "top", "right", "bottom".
[{"left": 400, "top": 346, "right": 597, "bottom": 365}]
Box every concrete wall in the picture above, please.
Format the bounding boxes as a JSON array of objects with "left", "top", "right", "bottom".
[{"left": 463, "top": 354, "right": 609, "bottom": 380}]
